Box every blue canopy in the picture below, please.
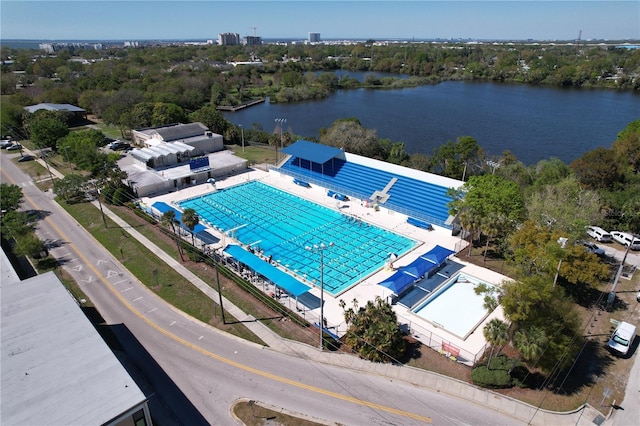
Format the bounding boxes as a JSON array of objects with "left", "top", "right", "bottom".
[
  {"left": 153, "top": 201, "right": 179, "bottom": 218},
  {"left": 378, "top": 269, "right": 417, "bottom": 295},
  {"left": 280, "top": 140, "right": 345, "bottom": 165},
  {"left": 224, "top": 245, "right": 311, "bottom": 297},
  {"left": 378, "top": 245, "right": 455, "bottom": 296},
  {"left": 419, "top": 245, "right": 455, "bottom": 265}
]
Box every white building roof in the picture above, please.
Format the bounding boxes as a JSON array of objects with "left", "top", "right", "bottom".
[
  {"left": 131, "top": 148, "right": 155, "bottom": 162},
  {"left": 1, "top": 264, "right": 147, "bottom": 425},
  {"left": 23, "top": 103, "right": 86, "bottom": 114},
  {"left": 169, "top": 141, "right": 196, "bottom": 152}
]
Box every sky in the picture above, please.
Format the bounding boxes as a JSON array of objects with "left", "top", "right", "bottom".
[{"left": 1, "top": 1, "right": 638, "bottom": 42}]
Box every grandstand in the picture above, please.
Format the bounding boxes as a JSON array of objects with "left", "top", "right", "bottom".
[{"left": 278, "top": 140, "right": 463, "bottom": 229}]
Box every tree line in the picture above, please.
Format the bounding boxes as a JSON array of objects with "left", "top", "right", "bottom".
[{"left": 1, "top": 39, "right": 639, "bottom": 388}]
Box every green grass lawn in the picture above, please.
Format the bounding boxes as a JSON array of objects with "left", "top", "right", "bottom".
[
  {"left": 58, "top": 200, "right": 265, "bottom": 345},
  {"left": 227, "top": 144, "right": 277, "bottom": 165}
]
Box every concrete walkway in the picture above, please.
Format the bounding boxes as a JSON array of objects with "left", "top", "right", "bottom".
[{"left": 97, "top": 201, "right": 606, "bottom": 426}]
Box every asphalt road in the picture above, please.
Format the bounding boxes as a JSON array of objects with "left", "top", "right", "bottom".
[{"left": 0, "top": 151, "right": 546, "bottom": 425}]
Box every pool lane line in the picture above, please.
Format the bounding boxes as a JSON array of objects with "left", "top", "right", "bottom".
[{"left": 7, "top": 172, "right": 433, "bottom": 424}]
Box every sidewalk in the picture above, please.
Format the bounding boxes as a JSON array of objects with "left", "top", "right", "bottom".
[{"left": 97, "top": 201, "right": 607, "bottom": 426}]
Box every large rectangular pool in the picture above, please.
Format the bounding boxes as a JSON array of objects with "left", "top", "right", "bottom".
[{"left": 178, "top": 181, "right": 416, "bottom": 295}]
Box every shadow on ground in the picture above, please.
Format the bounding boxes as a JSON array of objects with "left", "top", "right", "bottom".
[{"left": 83, "top": 307, "right": 209, "bottom": 426}]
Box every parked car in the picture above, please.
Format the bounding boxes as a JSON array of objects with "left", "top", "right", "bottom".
[
  {"left": 580, "top": 241, "right": 605, "bottom": 257},
  {"left": 608, "top": 321, "right": 636, "bottom": 356},
  {"left": 611, "top": 231, "right": 640, "bottom": 250},
  {"left": 586, "top": 226, "right": 612, "bottom": 243},
  {"left": 0, "top": 139, "right": 13, "bottom": 148},
  {"left": 6, "top": 143, "right": 22, "bottom": 151},
  {"left": 17, "top": 154, "right": 35, "bottom": 162},
  {"left": 108, "top": 140, "right": 130, "bottom": 151}
]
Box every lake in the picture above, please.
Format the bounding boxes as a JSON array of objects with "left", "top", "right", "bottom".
[{"left": 223, "top": 79, "right": 640, "bottom": 165}]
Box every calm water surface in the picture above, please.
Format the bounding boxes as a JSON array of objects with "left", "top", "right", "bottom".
[{"left": 224, "top": 80, "right": 640, "bottom": 165}]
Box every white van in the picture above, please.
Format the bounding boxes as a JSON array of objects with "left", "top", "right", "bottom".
[
  {"left": 586, "top": 226, "right": 612, "bottom": 243},
  {"left": 610, "top": 231, "right": 640, "bottom": 250},
  {"left": 608, "top": 321, "right": 636, "bottom": 355}
]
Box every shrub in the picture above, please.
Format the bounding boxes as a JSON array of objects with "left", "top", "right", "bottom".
[
  {"left": 471, "top": 365, "right": 513, "bottom": 388},
  {"left": 470, "top": 355, "right": 526, "bottom": 389},
  {"left": 112, "top": 187, "right": 133, "bottom": 206},
  {"left": 102, "top": 185, "right": 116, "bottom": 204}
]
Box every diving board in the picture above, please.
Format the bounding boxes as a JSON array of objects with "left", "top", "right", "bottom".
[{"left": 370, "top": 177, "right": 397, "bottom": 203}]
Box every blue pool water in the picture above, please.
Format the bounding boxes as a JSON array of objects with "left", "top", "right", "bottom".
[
  {"left": 178, "top": 181, "right": 416, "bottom": 295},
  {"left": 412, "top": 273, "right": 492, "bottom": 340}
]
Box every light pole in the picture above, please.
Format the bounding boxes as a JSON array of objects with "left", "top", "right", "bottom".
[
  {"left": 305, "top": 242, "right": 334, "bottom": 350},
  {"left": 274, "top": 118, "right": 286, "bottom": 162},
  {"left": 239, "top": 124, "right": 245, "bottom": 153},
  {"left": 552, "top": 237, "right": 568, "bottom": 287}
]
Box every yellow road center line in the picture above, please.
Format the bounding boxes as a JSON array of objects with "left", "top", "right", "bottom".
[{"left": 4, "top": 171, "right": 432, "bottom": 423}]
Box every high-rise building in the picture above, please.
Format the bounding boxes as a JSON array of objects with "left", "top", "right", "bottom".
[
  {"left": 244, "top": 36, "right": 262, "bottom": 46},
  {"left": 218, "top": 33, "right": 241, "bottom": 45},
  {"left": 308, "top": 32, "right": 321, "bottom": 43}
]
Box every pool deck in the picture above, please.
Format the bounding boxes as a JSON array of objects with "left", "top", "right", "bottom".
[{"left": 141, "top": 167, "right": 510, "bottom": 365}]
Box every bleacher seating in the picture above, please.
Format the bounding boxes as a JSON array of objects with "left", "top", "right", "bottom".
[{"left": 280, "top": 157, "right": 454, "bottom": 228}]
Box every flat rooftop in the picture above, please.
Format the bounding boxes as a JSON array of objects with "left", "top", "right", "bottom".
[{"left": 1, "top": 264, "right": 147, "bottom": 425}]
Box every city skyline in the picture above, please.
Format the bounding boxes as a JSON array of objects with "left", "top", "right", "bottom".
[{"left": 1, "top": 1, "right": 638, "bottom": 42}]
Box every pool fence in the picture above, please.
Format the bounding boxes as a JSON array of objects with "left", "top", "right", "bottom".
[{"left": 401, "top": 317, "right": 489, "bottom": 367}]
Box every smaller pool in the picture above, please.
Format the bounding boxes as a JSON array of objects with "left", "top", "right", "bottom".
[{"left": 412, "top": 273, "right": 493, "bottom": 340}]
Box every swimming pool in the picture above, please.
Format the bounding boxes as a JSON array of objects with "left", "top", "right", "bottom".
[
  {"left": 412, "top": 273, "right": 493, "bottom": 340},
  {"left": 178, "top": 181, "right": 416, "bottom": 295}
]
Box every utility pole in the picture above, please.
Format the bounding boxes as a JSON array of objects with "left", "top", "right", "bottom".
[{"left": 607, "top": 241, "right": 632, "bottom": 308}]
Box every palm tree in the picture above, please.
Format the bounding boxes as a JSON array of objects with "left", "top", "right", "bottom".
[
  {"left": 161, "top": 210, "right": 184, "bottom": 262},
  {"left": 479, "top": 215, "right": 499, "bottom": 264},
  {"left": 181, "top": 208, "right": 199, "bottom": 246},
  {"left": 483, "top": 318, "right": 509, "bottom": 368},
  {"left": 514, "top": 326, "right": 548, "bottom": 364}
]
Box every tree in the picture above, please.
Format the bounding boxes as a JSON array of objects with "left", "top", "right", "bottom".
[
  {"left": 508, "top": 220, "right": 608, "bottom": 286},
  {"left": 151, "top": 102, "right": 186, "bottom": 127},
  {"left": 29, "top": 116, "right": 69, "bottom": 150},
  {"left": 570, "top": 147, "right": 623, "bottom": 190},
  {"left": 53, "top": 174, "right": 88, "bottom": 203},
  {"left": 430, "top": 136, "right": 484, "bottom": 179},
  {"left": 527, "top": 176, "right": 603, "bottom": 239},
  {"left": 448, "top": 174, "right": 525, "bottom": 261},
  {"left": 13, "top": 232, "right": 47, "bottom": 259},
  {"left": 112, "top": 187, "right": 132, "bottom": 205},
  {"left": 181, "top": 208, "right": 200, "bottom": 246},
  {"left": 57, "top": 129, "right": 109, "bottom": 174},
  {"left": 513, "top": 326, "right": 548, "bottom": 364},
  {"left": 320, "top": 118, "right": 384, "bottom": 159},
  {"left": 162, "top": 210, "right": 184, "bottom": 262},
  {"left": 612, "top": 119, "right": 640, "bottom": 174},
  {"left": 483, "top": 318, "right": 509, "bottom": 368},
  {"left": 499, "top": 275, "right": 581, "bottom": 372},
  {"left": 532, "top": 157, "right": 571, "bottom": 188},
  {"left": 341, "top": 296, "right": 407, "bottom": 363},
  {"left": 189, "top": 105, "right": 230, "bottom": 136},
  {"left": 1, "top": 210, "right": 32, "bottom": 240},
  {"left": 0, "top": 183, "right": 23, "bottom": 212}
]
